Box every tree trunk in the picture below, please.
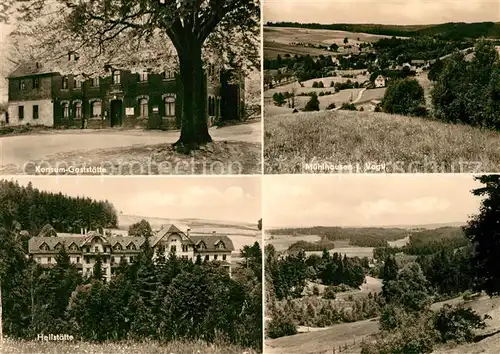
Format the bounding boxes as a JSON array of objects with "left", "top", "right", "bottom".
[
  {"left": 174, "top": 38, "right": 212, "bottom": 152},
  {"left": 0, "top": 280, "right": 3, "bottom": 342}
]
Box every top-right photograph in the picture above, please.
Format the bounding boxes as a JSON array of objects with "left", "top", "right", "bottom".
[{"left": 263, "top": 0, "right": 500, "bottom": 174}]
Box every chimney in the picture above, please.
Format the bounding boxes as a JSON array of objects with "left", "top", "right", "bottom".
[{"left": 187, "top": 228, "right": 191, "bottom": 237}]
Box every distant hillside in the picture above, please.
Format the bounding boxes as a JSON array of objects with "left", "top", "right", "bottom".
[{"left": 266, "top": 21, "right": 500, "bottom": 39}]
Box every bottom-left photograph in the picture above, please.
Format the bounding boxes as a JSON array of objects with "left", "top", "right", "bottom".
[{"left": 0, "top": 176, "right": 262, "bottom": 354}]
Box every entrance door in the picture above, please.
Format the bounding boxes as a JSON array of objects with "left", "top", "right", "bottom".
[{"left": 110, "top": 100, "right": 123, "bottom": 127}]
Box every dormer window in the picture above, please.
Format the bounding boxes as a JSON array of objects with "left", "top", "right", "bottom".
[
  {"left": 163, "top": 71, "right": 175, "bottom": 80},
  {"left": 126, "top": 243, "right": 136, "bottom": 250},
  {"left": 112, "top": 70, "right": 121, "bottom": 84},
  {"left": 198, "top": 241, "right": 206, "bottom": 250},
  {"left": 19, "top": 80, "right": 25, "bottom": 90},
  {"left": 69, "top": 243, "right": 79, "bottom": 251},
  {"left": 113, "top": 243, "right": 122, "bottom": 251},
  {"left": 54, "top": 243, "right": 63, "bottom": 251},
  {"left": 40, "top": 243, "right": 50, "bottom": 251},
  {"left": 91, "top": 77, "right": 99, "bottom": 87},
  {"left": 216, "top": 241, "right": 225, "bottom": 249}
]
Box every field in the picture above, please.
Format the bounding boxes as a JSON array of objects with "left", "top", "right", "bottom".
[
  {"left": 264, "top": 27, "right": 397, "bottom": 59},
  {"left": 0, "top": 339, "right": 259, "bottom": 354},
  {"left": 266, "top": 295, "right": 500, "bottom": 354},
  {"left": 264, "top": 110, "right": 500, "bottom": 173}
]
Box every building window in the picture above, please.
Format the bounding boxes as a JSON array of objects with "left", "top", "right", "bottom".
[
  {"left": 91, "top": 77, "right": 99, "bottom": 87},
  {"left": 33, "top": 77, "right": 39, "bottom": 89},
  {"left": 170, "top": 245, "right": 176, "bottom": 253},
  {"left": 103, "top": 258, "right": 107, "bottom": 264},
  {"left": 114, "top": 243, "right": 122, "bottom": 251},
  {"left": 163, "top": 71, "right": 175, "bottom": 80},
  {"left": 214, "top": 254, "right": 218, "bottom": 260},
  {"left": 48, "top": 257, "right": 51, "bottom": 263},
  {"left": 62, "top": 76, "right": 69, "bottom": 89},
  {"left": 33, "top": 105, "right": 39, "bottom": 119},
  {"left": 76, "top": 257, "right": 80, "bottom": 263},
  {"left": 111, "top": 256, "right": 115, "bottom": 263},
  {"left": 112, "top": 70, "right": 120, "bottom": 84},
  {"left": 91, "top": 101, "right": 102, "bottom": 117},
  {"left": 139, "top": 98, "right": 148, "bottom": 117},
  {"left": 138, "top": 71, "right": 148, "bottom": 82},
  {"left": 40, "top": 243, "right": 49, "bottom": 251},
  {"left": 19, "top": 80, "right": 25, "bottom": 90},
  {"left": 62, "top": 102, "right": 69, "bottom": 119},
  {"left": 182, "top": 245, "right": 188, "bottom": 252},
  {"left": 74, "top": 79, "right": 82, "bottom": 89},
  {"left": 223, "top": 254, "right": 226, "bottom": 261},
  {"left": 164, "top": 97, "right": 175, "bottom": 116},
  {"left": 205, "top": 255, "right": 209, "bottom": 261},
  {"left": 74, "top": 102, "right": 82, "bottom": 118},
  {"left": 94, "top": 246, "right": 99, "bottom": 253},
  {"left": 19, "top": 106, "right": 24, "bottom": 119},
  {"left": 208, "top": 96, "right": 216, "bottom": 116}
]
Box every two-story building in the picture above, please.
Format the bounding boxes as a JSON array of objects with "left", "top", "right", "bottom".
[
  {"left": 7, "top": 56, "right": 245, "bottom": 130},
  {"left": 28, "top": 224, "right": 234, "bottom": 280}
]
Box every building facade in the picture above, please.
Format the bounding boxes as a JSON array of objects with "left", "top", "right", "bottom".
[
  {"left": 7, "top": 59, "right": 245, "bottom": 130},
  {"left": 28, "top": 224, "right": 234, "bottom": 280}
]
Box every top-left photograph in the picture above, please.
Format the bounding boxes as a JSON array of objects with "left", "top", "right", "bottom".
[{"left": 0, "top": 0, "right": 262, "bottom": 175}]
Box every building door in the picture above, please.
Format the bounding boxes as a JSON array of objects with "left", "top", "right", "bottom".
[{"left": 110, "top": 100, "right": 123, "bottom": 127}]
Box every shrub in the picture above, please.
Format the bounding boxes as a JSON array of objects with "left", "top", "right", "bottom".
[
  {"left": 341, "top": 103, "right": 356, "bottom": 111},
  {"left": 272, "top": 92, "right": 285, "bottom": 106},
  {"left": 318, "top": 81, "right": 324, "bottom": 88},
  {"left": 381, "top": 78, "right": 426, "bottom": 116},
  {"left": 326, "top": 103, "right": 336, "bottom": 110},
  {"left": 304, "top": 94, "right": 320, "bottom": 111},
  {"left": 323, "top": 286, "right": 337, "bottom": 300},
  {"left": 312, "top": 285, "right": 320, "bottom": 296},
  {"left": 312, "top": 81, "right": 319, "bottom": 88},
  {"left": 266, "top": 313, "right": 297, "bottom": 339},
  {"left": 433, "top": 304, "right": 488, "bottom": 344}
]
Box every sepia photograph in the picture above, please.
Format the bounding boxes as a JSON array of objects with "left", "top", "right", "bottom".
[
  {"left": 263, "top": 0, "right": 500, "bottom": 174},
  {"left": 264, "top": 174, "right": 500, "bottom": 353},
  {"left": 0, "top": 176, "right": 262, "bottom": 353},
  {"left": 0, "top": 0, "right": 261, "bottom": 175}
]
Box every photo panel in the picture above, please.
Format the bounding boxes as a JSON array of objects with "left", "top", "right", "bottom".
[
  {"left": 264, "top": 173, "right": 500, "bottom": 353},
  {"left": 0, "top": 1, "right": 262, "bottom": 175},
  {"left": 263, "top": 0, "right": 500, "bottom": 174}
]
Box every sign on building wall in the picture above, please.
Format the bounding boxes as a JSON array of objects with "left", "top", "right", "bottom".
[
  {"left": 125, "top": 107, "right": 134, "bottom": 116},
  {"left": 152, "top": 106, "right": 159, "bottom": 113}
]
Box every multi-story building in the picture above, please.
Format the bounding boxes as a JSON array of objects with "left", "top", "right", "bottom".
[
  {"left": 6, "top": 55, "right": 245, "bottom": 130},
  {"left": 28, "top": 224, "right": 234, "bottom": 280}
]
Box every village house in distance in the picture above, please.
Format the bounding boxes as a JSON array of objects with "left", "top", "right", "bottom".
[
  {"left": 5, "top": 53, "right": 245, "bottom": 130},
  {"left": 28, "top": 224, "right": 235, "bottom": 280}
]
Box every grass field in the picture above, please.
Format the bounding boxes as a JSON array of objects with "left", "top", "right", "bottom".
[
  {"left": 264, "top": 27, "right": 397, "bottom": 59},
  {"left": 0, "top": 339, "right": 259, "bottom": 354},
  {"left": 266, "top": 295, "right": 500, "bottom": 354},
  {"left": 264, "top": 110, "right": 500, "bottom": 173}
]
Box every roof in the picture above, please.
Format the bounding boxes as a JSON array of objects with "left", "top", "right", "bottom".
[
  {"left": 8, "top": 62, "right": 55, "bottom": 79},
  {"left": 28, "top": 225, "right": 234, "bottom": 253},
  {"left": 190, "top": 235, "right": 234, "bottom": 252}
]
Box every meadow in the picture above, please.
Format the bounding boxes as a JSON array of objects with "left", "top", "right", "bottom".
[
  {"left": 264, "top": 26, "right": 398, "bottom": 58},
  {"left": 0, "top": 339, "right": 259, "bottom": 354},
  {"left": 264, "top": 110, "right": 500, "bottom": 174}
]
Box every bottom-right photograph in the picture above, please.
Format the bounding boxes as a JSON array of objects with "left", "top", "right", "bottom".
[{"left": 264, "top": 174, "right": 500, "bottom": 354}]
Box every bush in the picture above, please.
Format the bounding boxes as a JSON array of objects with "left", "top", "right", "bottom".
[
  {"left": 304, "top": 94, "right": 320, "bottom": 111},
  {"left": 323, "top": 286, "right": 337, "bottom": 300},
  {"left": 341, "top": 103, "right": 357, "bottom": 111},
  {"left": 312, "top": 285, "right": 320, "bottom": 296},
  {"left": 312, "top": 81, "right": 319, "bottom": 88},
  {"left": 326, "top": 103, "right": 336, "bottom": 110},
  {"left": 318, "top": 81, "right": 324, "bottom": 88},
  {"left": 381, "top": 78, "right": 426, "bottom": 116},
  {"left": 266, "top": 312, "right": 297, "bottom": 339},
  {"left": 433, "top": 304, "right": 488, "bottom": 344}
]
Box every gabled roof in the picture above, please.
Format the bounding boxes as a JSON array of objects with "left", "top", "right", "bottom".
[
  {"left": 150, "top": 223, "right": 191, "bottom": 246},
  {"left": 190, "top": 235, "right": 234, "bottom": 252},
  {"left": 8, "top": 62, "right": 55, "bottom": 79}
]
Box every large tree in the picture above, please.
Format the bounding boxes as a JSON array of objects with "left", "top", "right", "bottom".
[
  {"left": 4, "top": 0, "right": 260, "bottom": 150},
  {"left": 464, "top": 174, "right": 500, "bottom": 296}
]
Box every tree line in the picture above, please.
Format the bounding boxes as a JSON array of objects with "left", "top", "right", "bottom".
[{"left": 0, "top": 180, "right": 118, "bottom": 238}]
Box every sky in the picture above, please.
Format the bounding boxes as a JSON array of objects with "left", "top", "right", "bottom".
[
  {"left": 264, "top": 0, "right": 500, "bottom": 25},
  {"left": 264, "top": 174, "right": 485, "bottom": 228},
  {"left": 8, "top": 176, "right": 261, "bottom": 224}
]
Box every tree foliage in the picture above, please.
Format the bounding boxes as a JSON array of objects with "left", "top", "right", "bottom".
[{"left": 382, "top": 78, "right": 427, "bottom": 116}]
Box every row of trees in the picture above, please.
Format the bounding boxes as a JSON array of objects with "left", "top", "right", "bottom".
[
  {"left": 0, "top": 180, "right": 118, "bottom": 238},
  {"left": 0, "top": 227, "right": 263, "bottom": 349}
]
